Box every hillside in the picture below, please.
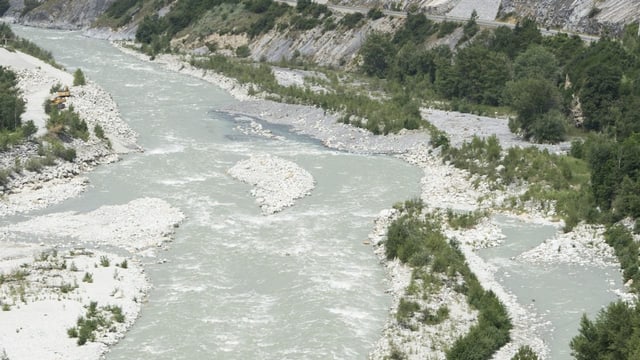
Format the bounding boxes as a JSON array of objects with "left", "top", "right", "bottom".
[
  {"left": 499, "top": 0, "right": 640, "bottom": 35},
  {"left": 3, "top": 0, "right": 116, "bottom": 30}
]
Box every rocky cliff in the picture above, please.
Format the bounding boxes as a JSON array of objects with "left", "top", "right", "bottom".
[
  {"left": 5, "top": 0, "right": 116, "bottom": 30},
  {"left": 499, "top": 0, "right": 640, "bottom": 35}
]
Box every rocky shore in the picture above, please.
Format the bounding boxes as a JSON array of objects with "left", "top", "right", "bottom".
[
  {"left": 0, "top": 197, "right": 184, "bottom": 360},
  {"left": 0, "top": 47, "right": 141, "bottom": 217},
  {"left": 0, "top": 44, "right": 179, "bottom": 360}
]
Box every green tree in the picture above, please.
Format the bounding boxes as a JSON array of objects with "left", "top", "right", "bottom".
[
  {"left": 571, "top": 301, "right": 640, "bottom": 360},
  {"left": 461, "top": 10, "right": 479, "bottom": 41},
  {"left": 73, "top": 68, "right": 86, "bottom": 86},
  {"left": 448, "top": 44, "right": 511, "bottom": 105},
  {"left": 511, "top": 346, "right": 539, "bottom": 360},
  {"left": 580, "top": 63, "right": 621, "bottom": 131},
  {"left": 22, "top": 120, "right": 37, "bottom": 138},
  {"left": 505, "top": 77, "right": 561, "bottom": 140},
  {"left": 513, "top": 45, "right": 560, "bottom": 82},
  {"left": 360, "top": 33, "right": 394, "bottom": 78},
  {"left": 529, "top": 109, "right": 567, "bottom": 143}
]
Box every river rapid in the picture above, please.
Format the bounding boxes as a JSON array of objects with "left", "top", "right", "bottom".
[
  {"left": 14, "top": 27, "right": 422, "bottom": 359},
  {"left": 12, "top": 26, "right": 625, "bottom": 360}
]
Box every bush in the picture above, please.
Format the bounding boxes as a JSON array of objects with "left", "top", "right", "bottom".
[
  {"left": 511, "top": 346, "right": 539, "bottom": 360},
  {"left": 82, "top": 272, "right": 93, "bottom": 283},
  {"left": 339, "top": 12, "right": 364, "bottom": 29},
  {"left": 235, "top": 45, "right": 251, "bottom": 58},
  {"left": 22, "top": 120, "right": 37, "bottom": 138},
  {"left": 25, "top": 157, "right": 43, "bottom": 173},
  {"left": 93, "top": 124, "right": 105, "bottom": 139},
  {"left": 396, "top": 297, "right": 420, "bottom": 328},
  {"left": 437, "top": 21, "right": 459, "bottom": 38},
  {"left": 73, "top": 68, "right": 86, "bottom": 86},
  {"left": 100, "top": 256, "right": 110, "bottom": 267},
  {"left": 367, "top": 8, "right": 384, "bottom": 20},
  {"left": 0, "top": 0, "right": 9, "bottom": 16}
]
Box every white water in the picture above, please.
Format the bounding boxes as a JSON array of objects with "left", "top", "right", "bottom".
[
  {"left": 13, "top": 27, "right": 423, "bottom": 359},
  {"left": 11, "top": 26, "right": 626, "bottom": 360}
]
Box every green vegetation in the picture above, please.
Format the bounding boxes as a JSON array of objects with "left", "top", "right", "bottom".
[
  {"left": 446, "top": 209, "right": 486, "bottom": 230},
  {"left": 444, "top": 135, "right": 592, "bottom": 231},
  {"left": 571, "top": 301, "right": 640, "bottom": 359},
  {"left": 82, "top": 272, "right": 93, "bottom": 283},
  {"left": 100, "top": 256, "right": 110, "bottom": 267},
  {"left": 73, "top": 68, "right": 86, "bottom": 86},
  {"left": 511, "top": 346, "right": 539, "bottom": 360},
  {"left": 46, "top": 105, "right": 89, "bottom": 142},
  {"left": 0, "top": 24, "right": 59, "bottom": 67},
  {"left": 603, "top": 226, "right": 640, "bottom": 292},
  {"left": 21, "top": 0, "right": 40, "bottom": 16},
  {"left": 67, "top": 301, "right": 125, "bottom": 346},
  {"left": 191, "top": 55, "right": 426, "bottom": 134},
  {"left": 0, "top": 66, "right": 25, "bottom": 132},
  {"left": 385, "top": 200, "right": 511, "bottom": 359}
]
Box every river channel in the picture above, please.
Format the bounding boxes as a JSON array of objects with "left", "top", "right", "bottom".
[{"left": 13, "top": 26, "right": 624, "bottom": 360}]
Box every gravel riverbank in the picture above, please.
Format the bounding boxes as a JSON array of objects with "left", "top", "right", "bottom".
[{"left": 0, "top": 47, "right": 141, "bottom": 217}]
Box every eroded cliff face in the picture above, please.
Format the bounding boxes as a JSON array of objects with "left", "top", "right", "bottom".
[
  {"left": 499, "top": 0, "right": 640, "bottom": 35},
  {"left": 6, "top": 0, "right": 116, "bottom": 30}
]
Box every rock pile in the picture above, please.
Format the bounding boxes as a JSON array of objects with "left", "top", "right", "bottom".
[{"left": 228, "top": 154, "right": 315, "bottom": 215}]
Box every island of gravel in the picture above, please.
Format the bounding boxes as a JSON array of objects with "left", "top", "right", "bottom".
[
  {"left": 112, "top": 42, "right": 630, "bottom": 359},
  {"left": 0, "top": 47, "right": 186, "bottom": 360},
  {"left": 228, "top": 153, "right": 315, "bottom": 215}
]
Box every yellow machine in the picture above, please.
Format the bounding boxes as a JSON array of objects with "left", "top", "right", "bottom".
[
  {"left": 51, "top": 86, "right": 70, "bottom": 109},
  {"left": 57, "top": 86, "right": 71, "bottom": 98}
]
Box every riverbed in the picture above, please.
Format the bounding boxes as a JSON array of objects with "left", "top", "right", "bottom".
[
  {"left": 9, "top": 26, "right": 626, "bottom": 360},
  {"left": 9, "top": 27, "right": 425, "bottom": 359}
]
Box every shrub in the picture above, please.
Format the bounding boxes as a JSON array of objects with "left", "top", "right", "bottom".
[
  {"left": 82, "top": 272, "right": 93, "bottom": 283},
  {"left": 339, "top": 12, "right": 364, "bottom": 29},
  {"left": 367, "top": 7, "right": 384, "bottom": 20},
  {"left": 93, "top": 124, "right": 105, "bottom": 139},
  {"left": 396, "top": 297, "right": 420, "bottom": 328},
  {"left": 437, "top": 21, "right": 458, "bottom": 38},
  {"left": 22, "top": 120, "right": 37, "bottom": 138},
  {"left": 235, "top": 45, "right": 251, "bottom": 58},
  {"left": 73, "top": 68, "right": 86, "bottom": 86},
  {"left": 24, "top": 157, "right": 43, "bottom": 173},
  {"left": 511, "top": 346, "right": 539, "bottom": 360},
  {"left": 100, "top": 256, "right": 110, "bottom": 267}
]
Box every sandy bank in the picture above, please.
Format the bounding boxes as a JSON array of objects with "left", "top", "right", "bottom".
[
  {"left": 0, "top": 48, "right": 141, "bottom": 216},
  {"left": 228, "top": 154, "right": 315, "bottom": 215},
  {"left": 3, "top": 197, "right": 185, "bottom": 254},
  {"left": 0, "top": 244, "right": 149, "bottom": 360},
  {"left": 0, "top": 196, "right": 185, "bottom": 359}
]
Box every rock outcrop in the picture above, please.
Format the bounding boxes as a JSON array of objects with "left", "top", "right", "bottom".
[
  {"left": 5, "top": 0, "right": 116, "bottom": 30},
  {"left": 499, "top": 0, "right": 640, "bottom": 35}
]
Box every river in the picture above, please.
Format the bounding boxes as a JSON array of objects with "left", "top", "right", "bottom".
[
  {"left": 14, "top": 27, "right": 422, "bottom": 359},
  {"left": 13, "top": 26, "right": 625, "bottom": 360}
]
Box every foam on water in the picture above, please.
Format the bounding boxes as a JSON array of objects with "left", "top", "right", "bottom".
[
  {"left": 145, "top": 144, "right": 186, "bottom": 155},
  {"left": 13, "top": 25, "right": 424, "bottom": 360}
]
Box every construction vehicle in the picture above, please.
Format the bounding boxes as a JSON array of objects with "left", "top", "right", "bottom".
[
  {"left": 51, "top": 86, "right": 70, "bottom": 109},
  {"left": 57, "top": 86, "right": 71, "bottom": 98}
]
